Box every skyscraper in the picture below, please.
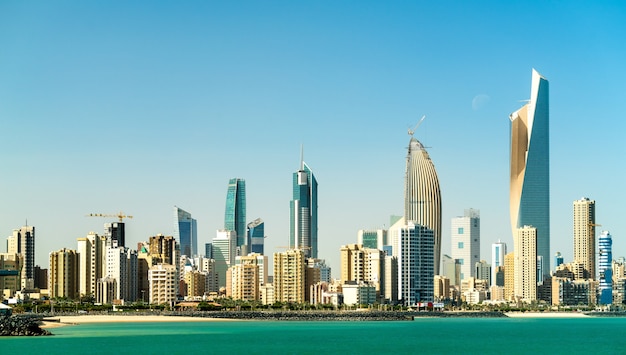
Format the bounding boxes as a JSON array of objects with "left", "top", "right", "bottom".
[
  {"left": 8, "top": 225, "right": 35, "bottom": 290},
  {"left": 396, "top": 221, "right": 434, "bottom": 305},
  {"left": 225, "top": 178, "right": 246, "bottom": 248},
  {"left": 104, "top": 222, "right": 125, "bottom": 248},
  {"left": 273, "top": 249, "right": 306, "bottom": 303},
  {"left": 450, "top": 209, "right": 480, "bottom": 280},
  {"left": 491, "top": 240, "right": 507, "bottom": 286},
  {"left": 405, "top": 134, "right": 442, "bottom": 274},
  {"left": 598, "top": 231, "right": 613, "bottom": 305},
  {"left": 247, "top": 218, "right": 265, "bottom": 255},
  {"left": 174, "top": 206, "right": 198, "bottom": 257},
  {"left": 213, "top": 230, "right": 236, "bottom": 288},
  {"left": 573, "top": 197, "right": 595, "bottom": 279},
  {"left": 77, "top": 231, "right": 106, "bottom": 298},
  {"left": 509, "top": 69, "right": 550, "bottom": 279},
  {"left": 290, "top": 158, "right": 318, "bottom": 258}
]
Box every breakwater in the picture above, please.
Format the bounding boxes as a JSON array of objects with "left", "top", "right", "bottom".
[
  {"left": 0, "top": 315, "right": 51, "bottom": 336},
  {"left": 170, "top": 310, "right": 507, "bottom": 321}
]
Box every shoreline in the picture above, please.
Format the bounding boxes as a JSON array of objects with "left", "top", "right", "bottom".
[{"left": 38, "top": 310, "right": 600, "bottom": 328}]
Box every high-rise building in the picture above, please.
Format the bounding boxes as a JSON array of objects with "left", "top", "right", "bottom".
[
  {"left": 105, "top": 247, "right": 138, "bottom": 302},
  {"left": 205, "top": 243, "right": 213, "bottom": 259},
  {"left": 49, "top": 248, "right": 79, "bottom": 299},
  {"left": 475, "top": 260, "right": 491, "bottom": 285},
  {"left": 290, "top": 158, "right": 318, "bottom": 258},
  {"left": 273, "top": 249, "right": 306, "bottom": 303},
  {"left": 598, "top": 231, "right": 613, "bottom": 305},
  {"left": 0, "top": 253, "right": 21, "bottom": 297},
  {"left": 8, "top": 226, "right": 35, "bottom": 290},
  {"left": 77, "top": 231, "right": 107, "bottom": 298},
  {"left": 504, "top": 252, "right": 515, "bottom": 301},
  {"left": 174, "top": 206, "right": 198, "bottom": 257},
  {"left": 213, "top": 230, "right": 236, "bottom": 288},
  {"left": 225, "top": 178, "right": 246, "bottom": 248},
  {"left": 357, "top": 229, "right": 387, "bottom": 250},
  {"left": 339, "top": 244, "right": 385, "bottom": 299},
  {"left": 573, "top": 197, "right": 596, "bottom": 279},
  {"left": 405, "top": 134, "right": 442, "bottom": 274},
  {"left": 227, "top": 260, "right": 260, "bottom": 301},
  {"left": 396, "top": 222, "right": 434, "bottom": 305},
  {"left": 491, "top": 240, "right": 507, "bottom": 286},
  {"left": 514, "top": 226, "right": 537, "bottom": 301},
  {"left": 451, "top": 209, "right": 480, "bottom": 280},
  {"left": 104, "top": 222, "right": 125, "bottom": 248},
  {"left": 554, "top": 252, "right": 564, "bottom": 270},
  {"left": 148, "top": 234, "right": 178, "bottom": 265},
  {"left": 441, "top": 254, "right": 461, "bottom": 287},
  {"left": 509, "top": 69, "right": 550, "bottom": 279},
  {"left": 247, "top": 218, "right": 265, "bottom": 255}
]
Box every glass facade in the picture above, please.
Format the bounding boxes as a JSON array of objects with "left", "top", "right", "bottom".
[
  {"left": 247, "top": 218, "right": 265, "bottom": 255},
  {"left": 510, "top": 69, "right": 550, "bottom": 279},
  {"left": 289, "top": 162, "right": 318, "bottom": 258},
  {"left": 598, "top": 231, "right": 613, "bottom": 305},
  {"left": 225, "top": 178, "right": 246, "bottom": 247},
  {"left": 174, "top": 206, "right": 197, "bottom": 257},
  {"left": 397, "top": 222, "right": 434, "bottom": 305}
]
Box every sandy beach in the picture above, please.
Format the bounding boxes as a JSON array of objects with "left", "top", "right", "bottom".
[{"left": 41, "top": 315, "right": 235, "bottom": 328}]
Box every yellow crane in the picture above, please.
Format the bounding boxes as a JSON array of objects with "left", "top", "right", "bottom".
[{"left": 86, "top": 211, "right": 134, "bottom": 223}]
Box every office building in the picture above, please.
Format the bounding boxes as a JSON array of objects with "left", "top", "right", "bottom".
[
  {"left": 441, "top": 254, "right": 461, "bottom": 287},
  {"left": 475, "top": 260, "right": 491, "bottom": 285},
  {"left": 509, "top": 69, "right": 550, "bottom": 279},
  {"left": 396, "top": 222, "right": 434, "bottom": 305},
  {"left": 213, "top": 230, "right": 236, "bottom": 288},
  {"left": 290, "top": 158, "right": 318, "bottom": 258},
  {"left": 273, "top": 249, "right": 306, "bottom": 303},
  {"left": 598, "top": 231, "right": 613, "bottom": 305},
  {"left": 405, "top": 133, "right": 442, "bottom": 274},
  {"left": 357, "top": 229, "right": 387, "bottom": 250},
  {"left": 106, "top": 246, "right": 138, "bottom": 303},
  {"left": 247, "top": 218, "right": 265, "bottom": 255},
  {"left": 491, "top": 240, "right": 507, "bottom": 286},
  {"left": 174, "top": 206, "right": 198, "bottom": 257},
  {"left": 205, "top": 243, "right": 213, "bottom": 259},
  {"left": 514, "top": 226, "right": 537, "bottom": 301},
  {"left": 451, "top": 209, "right": 480, "bottom": 280},
  {"left": 573, "top": 197, "right": 596, "bottom": 279},
  {"left": 8, "top": 225, "right": 35, "bottom": 290},
  {"left": 225, "top": 178, "right": 246, "bottom": 248},
  {"left": 49, "top": 248, "right": 79, "bottom": 299},
  {"left": 554, "top": 252, "right": 564, "bottom": 271},
  {"left": 104, "top": 222, "right": 125, "bottom": 248}
]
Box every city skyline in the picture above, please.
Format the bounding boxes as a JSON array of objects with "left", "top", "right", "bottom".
[{"left": 2, "top": 2, "right": 626, "bottom": 276}]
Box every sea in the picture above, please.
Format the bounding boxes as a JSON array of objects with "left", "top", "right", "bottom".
[{"left": 3, "top": 317, "right": 626, "bottom": 354}]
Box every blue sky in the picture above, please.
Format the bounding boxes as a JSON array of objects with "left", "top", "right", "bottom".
[{"left": 2, "top": 1, "right": 625, "bottom": 275}]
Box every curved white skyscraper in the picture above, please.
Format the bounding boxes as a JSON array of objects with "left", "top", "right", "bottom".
[
  {"left": 405, "top": 136, "right": 442, "bottom": 274},
  {"left": 509, "top": 69, "right": 550, "bottom": 279}
]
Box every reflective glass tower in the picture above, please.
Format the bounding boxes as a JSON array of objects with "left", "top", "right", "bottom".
[
  {"left": 225, "top": 178, "right": 246, "bottom": 248},
  {"left": 598, "top": 231, "right": 613, "bottom": 305},
  {"left": 405, "top": 135, "right": 442, "bottom": 275},
  {"left": 509, "top": 69, "right": 550, "bottom": 279},
  {"left": 247, "top": 218, "right": 265, "bottom": 255},
  {"left": 290, "top": 159, "right": 318, "bottom": 258},
  {"left": 174, "top": 206, "right": 197, "bottom": 257}
]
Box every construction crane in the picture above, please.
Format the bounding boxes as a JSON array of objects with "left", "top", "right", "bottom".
[
  {"left": 86, "top": 211, "right": 134, "bottom": 223},
  {"left": 408, "top": 115, "right": 426, "bottom": 136}
]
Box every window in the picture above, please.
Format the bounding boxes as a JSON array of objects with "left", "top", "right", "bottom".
[
  {"left": 458, "top": 242, "right": 464, "bottom": 249},
  {"left": 458, "top": 227, "right": 464, "bottom": 234},
  {"left": 459, "top": 259, "right": 464, "bottom": 265}
]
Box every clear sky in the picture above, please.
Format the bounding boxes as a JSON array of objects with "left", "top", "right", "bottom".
[{"left": 2, "top": 1, "right": 625, "bottom": 275}]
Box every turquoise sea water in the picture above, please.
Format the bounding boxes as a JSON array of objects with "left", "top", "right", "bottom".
[{"left": 3, "top": 318, "right": 626, "bottom": 354}]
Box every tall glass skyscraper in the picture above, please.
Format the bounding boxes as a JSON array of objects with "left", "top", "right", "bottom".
[
  {"left": 509, "top": 69, "right": 550, "bottom": 279},
  {"left": 598, "top": 231, "right": 613, "bottom": 305},
  {"left": 225, "top": 178, "right": 246, "bottom": 248},
  {"left": 290, "top": 160, "right": 318, "bottom": 258},
  {"left": 174, "top": 206, "right": 197, "bottom": 257},
  {"left": 405, "top": 135, "right": 442, "bottom": 274},
  {"left": 247, "top": 218, "right": 265, "bottom": 254}
]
